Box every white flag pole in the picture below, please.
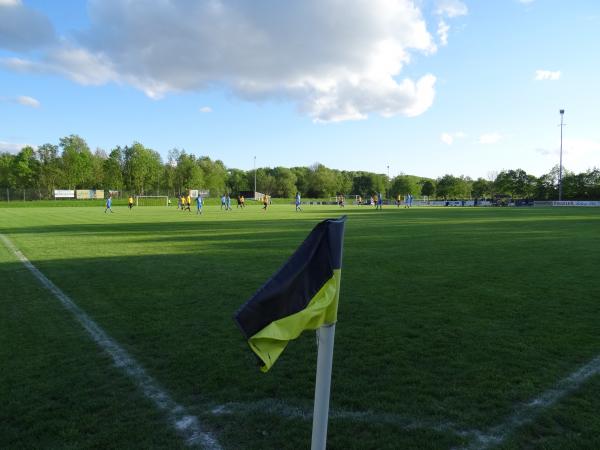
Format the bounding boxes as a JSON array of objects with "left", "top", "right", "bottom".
[{"left": 311, "top": 323, "right": 336, "bottom": 450}]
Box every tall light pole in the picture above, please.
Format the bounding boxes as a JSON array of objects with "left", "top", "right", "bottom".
[
  {"left": 386, "top": 165, "right": 390, "bottom": 199},
  {"left": 253, "top": 156, "right": 257, "bottom": 195},
  {"left": 558, "top": 109, "right": 565, "bottom": 201}
]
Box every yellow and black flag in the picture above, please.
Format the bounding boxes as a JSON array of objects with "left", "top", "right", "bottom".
[{"left": 234, "top": 216, "right": 347, "bottom": 372}]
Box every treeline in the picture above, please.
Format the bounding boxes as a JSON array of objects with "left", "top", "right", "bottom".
[{"left": 1, "top": 135, "right": 599, "bottom": 200}]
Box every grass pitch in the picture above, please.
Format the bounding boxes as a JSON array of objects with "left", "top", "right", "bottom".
[{"left": 1, "top": 204, "right": 600, "bottom": 449}]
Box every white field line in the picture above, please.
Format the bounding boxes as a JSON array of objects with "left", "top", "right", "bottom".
[
  {"left": 0, "top": 233, "right": 221, "bottom": 450},
  {"left": 211, "top": 399, "right": 467, "bottom": 436},
  {"left": 213, "top": 352, "right": 600, "bottom": 450},
  {"left": 460, "top": 353, "right": 600, "bottom": 449}
]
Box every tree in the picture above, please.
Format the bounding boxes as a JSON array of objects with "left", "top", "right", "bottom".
[
  {"left": 123, "top": 142, "right": 162, "bottom": 194},
  {"left": 174, "top": 152, "right": 203, "bottom": 193},
  {"left": 308, "top": 163, "right": 337, "bottom": 197},
  {"left": 253, "top": 168, "right": 276, "bottom": 194},
  {"left": 420, "top": 180, "right": 435, "bottom": 198},
  {"left": 291, "top": 167, "right": 311, "bottom": 195},
  {"left": 198, "top": 156, "right": 227, "bottom": 196},
  {"left": 60, "top": 135, "right": 93, "bottom": 189},
  {"left": 436, "top": 174, "right": 471, "bottom": 199},
  {"left": 90, "top": 148, "right": 107, "bottom": 188},
  {"left": 227, "top": 168, "right": 250, "bottom": 194},
  {"left": 36, "top": 143, "right": 62, "bottom": 197},
  {"left": 471, "top": 178, "right": 491, "bottom": 199},
  {"left": 390, "top": 175, "right": 420, "bottom": 198},
  {"left": 12, "top": 146, "right": 39, "bottom": 189},
  {"left": 0, "top": 152, "right": 15, "bottom": 188},
  {"left": 494, "top": 169, "right": 536, "bottom": 198},
  {"left": 535, "top": 167, "right": 560, "bottom": 200},
  {"left": 103, "top": 148, "right": 124, "bottom": 192},
  {"left": 581, "top": 169, "right": 600, "bottom": 199},
  {"left": 351, "top": 173, "right": 373, "bottom": 197},
  {"left": 272, "top": 167, "right": 297, "bottom": 197},
  {"left": 351, "top": 171, "right": 386, "bottom": 197},
  {"left": 335, "top": 171, "right": 353, "bottom": 196}
]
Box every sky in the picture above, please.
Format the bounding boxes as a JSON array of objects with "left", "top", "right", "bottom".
[{"left": 1, "top": 0, "right": 599, "bottom": 179}]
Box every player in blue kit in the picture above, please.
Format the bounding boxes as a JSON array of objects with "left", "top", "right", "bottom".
[
  {"left": 196, "top": 195, "right": 203, "bottom": 215},
  {"left": 105, "top": 195, "right": 113, "bottom": 213}
]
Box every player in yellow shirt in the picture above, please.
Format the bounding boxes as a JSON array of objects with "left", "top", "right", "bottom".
[{"left": 128, "top": 195, "right": 134, "bottom": 210}]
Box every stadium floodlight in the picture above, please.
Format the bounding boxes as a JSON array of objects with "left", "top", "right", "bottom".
[
  {"left": 254, "top": 156, "right": 257, "bottom": 195},
  {"left": 559, "top": 109, "right": 565, "bottom": 201}
]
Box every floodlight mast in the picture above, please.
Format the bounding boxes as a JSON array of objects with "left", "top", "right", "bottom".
[
  {"left": 386, "top": 165, "right": 390, "bottom": 199},
  {"left": 254, "top": 156, "right": 257, "bottom": 195},
  {"left": 559, "top": 109, "right": 565, "bottom": 201}
]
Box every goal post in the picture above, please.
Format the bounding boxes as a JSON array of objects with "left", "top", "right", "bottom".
[{"left": 135, "top": 195, "right": 169, "bottom": 206}]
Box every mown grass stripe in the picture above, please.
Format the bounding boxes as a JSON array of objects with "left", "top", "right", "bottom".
[{"left": 0, "top": 233, "right": 221, "bottom": 450}]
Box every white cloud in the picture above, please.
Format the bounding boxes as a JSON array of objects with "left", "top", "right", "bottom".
[
  {"left": 2, "top": 0, "right": 440, "bottom": 122},
  {"left": 435, "top": 0, "right": 468, "bottom": 18},
  {"left": 433, "top": 1, "right": 467, "bottom": 47},
  {"left": 517, "top": 0, "right": 535, "bottom": 4},
  {"left": 0, "top": 141, "right": 33, "bottom": 153},
  {"left": 537, "top": 138, "right": 600, "bottom": 158},
  {"left": 441, "top": 133, "right": 454, "bottom": 145},
  {"left": 536, "top": 138, "right": 600, "bottom": 172},
  {"left": 479, "top": 132, "right": 502, "bottom": 144},
  {"left": 437, "top": 20, "right": 450, "bottom": 46},
  {"left": 199, "top": 106, "right": 212, "bottom": 113},
  {"left": 441, "top": 131, "right": 467, "bottom": 145},
  {"left": 0, "top": 0, "right": 21, "bottom": 6},
  {"left": 16, "top": 95, "right": 40, "bottom": 108},
  {"left": 535, "top": 70, "right": 561, "bottom": 81}
]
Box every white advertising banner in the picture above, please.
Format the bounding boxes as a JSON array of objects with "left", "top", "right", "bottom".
[
  {"left": 54, "top": 189, "right": 74, "bottom": 198},
  {"left": 552, "top": 200, "right": 600, "bottom": 207}
]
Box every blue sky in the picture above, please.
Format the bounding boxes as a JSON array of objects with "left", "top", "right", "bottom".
[{"left": 1, "top": 0, "right": 599, "bottom": 178}]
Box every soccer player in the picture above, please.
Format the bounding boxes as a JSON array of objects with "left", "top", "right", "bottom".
[
  {"left": 196, "top": 195, "right": 203, "bottom": 215},
  {"left": 240, "top": 195, "right": 245, "bottom": 208},
  {"left": 397, "top": 193, "right": 402, "bottom": 207},
  {"left": 177, "top": 194, "right": 182, "bottom": 210},
  {"left": 226, "top": 194, "right": 232, "bottom": 211},
  {"left": 262, "top": 194, "right": 269, "bottom": 211},
  {"left": 185, "top": 194, "right": 192, "bottom": 212},
  {"left": 220, "top": 194, "right": 226, "bottom": 210},
  {"left": 376, "top": 192, "right": 383, "bottom": 210},
  {"left": 295, "top": 192, "right": 302, "bottom": 211},
  {"left": 128, "top": 195, "right": 134, "bottom": 210},
  {"left": 105, "top": 195, "right": 114, "bottom": 213}
]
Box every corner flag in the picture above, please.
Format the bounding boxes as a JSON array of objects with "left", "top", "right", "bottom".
[{"left": 234, "top": 216, "right": 347, "bottom": 372}]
